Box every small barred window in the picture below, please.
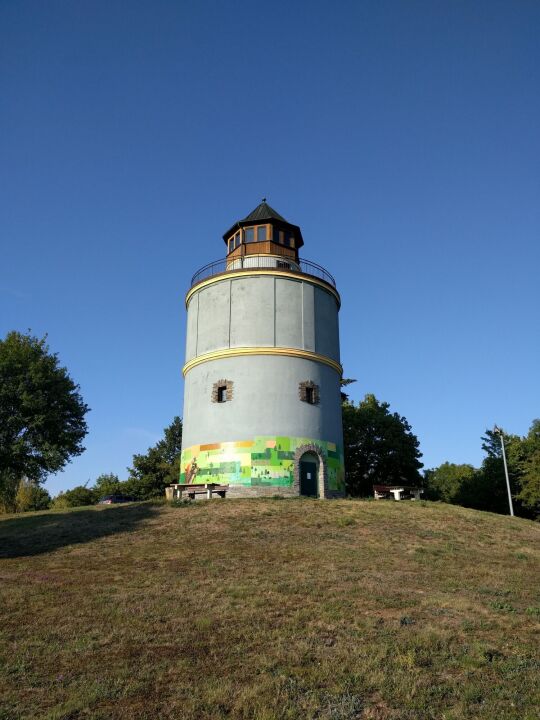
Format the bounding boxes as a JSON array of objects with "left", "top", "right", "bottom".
[
  {"left": 212, "top": 379, "right": 234, "bottom": 403},
  {"left": 299, "top": 381, "right": 319, "bottom": 405}
]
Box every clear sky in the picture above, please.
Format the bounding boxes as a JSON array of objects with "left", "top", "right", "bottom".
[{"left": 1, "top": 1, "right": 539, "bottom": 496}]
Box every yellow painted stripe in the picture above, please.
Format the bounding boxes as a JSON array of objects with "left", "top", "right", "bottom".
[
  {"left": 185, "top": 269, "right": 340, "bottom": 307},
  {"left": 182, "top": 346, "right": 343, "bottom": 377}
]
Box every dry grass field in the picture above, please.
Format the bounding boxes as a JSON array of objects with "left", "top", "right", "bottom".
[{"left": 0, "top": 498, "right": 538, "bottom": 720}]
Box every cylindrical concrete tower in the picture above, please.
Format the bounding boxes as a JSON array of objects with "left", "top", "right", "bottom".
[{"left": 180, "top": 201, "right": 345, "bottom": 498}]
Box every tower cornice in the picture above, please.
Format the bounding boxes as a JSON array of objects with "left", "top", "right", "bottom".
[
  {"left": 185, "top": 268, "right": 341, "bottom": 308},
  {"left": 182, "top": 346, "right": 343, "bottom": 377}
]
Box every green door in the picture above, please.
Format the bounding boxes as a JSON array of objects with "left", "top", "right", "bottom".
[{"left": 300, "top": 461, "right": 318, "bottom": 497}]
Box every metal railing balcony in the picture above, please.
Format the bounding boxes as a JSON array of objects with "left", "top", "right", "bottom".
[{"left": 190, "top": 256, "right": 336, "bottom": 289}]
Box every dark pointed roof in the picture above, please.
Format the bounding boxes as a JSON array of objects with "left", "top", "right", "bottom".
[
  {"left": 223, "top": 200, "right": 304, "bottom": 248},
  {"left": 241, "top": 201, "right": 288, "bottom": 224}
]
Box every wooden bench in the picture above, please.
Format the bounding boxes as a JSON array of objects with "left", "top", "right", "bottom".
[{"left": 166, "top": 483, "right": 229, "bottom": 501}]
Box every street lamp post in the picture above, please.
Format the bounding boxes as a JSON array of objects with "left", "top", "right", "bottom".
[{"left": 493, "top": 425, "right": 514, "bottom": 517}]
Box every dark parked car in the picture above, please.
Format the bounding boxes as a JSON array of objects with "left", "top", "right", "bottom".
[{"left": 97, "top": 495, "right": 135, "bottom": 505}]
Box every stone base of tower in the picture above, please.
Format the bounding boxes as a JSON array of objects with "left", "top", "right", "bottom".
[
  {"left": 225, "top": 486, "right": 346, "bottom": 499},
  {"left": 225, "top": 486, "right": 299, "bottom": 499},
  {"left": 180, "top": 435, "right": 346, "bottom": 500}
]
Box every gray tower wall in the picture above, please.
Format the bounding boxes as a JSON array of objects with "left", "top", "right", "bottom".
[
  {"left": 182, "top": 355, "right": 343, "bottom": 448},
  {"left": 184, "top": 274, "right": 340, "bottom": 362},
  {"left": 180, "top": 271, "right": 345, "bottom": 497}
]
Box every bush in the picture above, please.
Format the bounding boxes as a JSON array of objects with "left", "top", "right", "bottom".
[{"left": 52, "top": 485, "right": 95, "bottom": 509}]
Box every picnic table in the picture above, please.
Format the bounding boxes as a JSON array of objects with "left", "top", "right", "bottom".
[
  {"left": 165, "top": 483, "right": 229, "bottom": 501},
  {"left": 373, "top": 485, "right": 423, "bottom": 501}
]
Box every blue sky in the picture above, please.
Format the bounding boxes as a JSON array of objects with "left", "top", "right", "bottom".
[{"left": 1, "top": 1, "right": 539, "bottom": 496}]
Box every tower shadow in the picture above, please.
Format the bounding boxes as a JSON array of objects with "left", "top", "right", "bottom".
[{"left": 0, "top": 503, "right": 158, "bottom": 559}]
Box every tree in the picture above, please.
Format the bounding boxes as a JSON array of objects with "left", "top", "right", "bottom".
[
  {"left": 423, "top": 463, "right": 478, "bottom": 504},
  {"left": 519, "top": 451, "right": 540, "bottom": 516},
  {"left": 343, "top": 394, "right": 423, "bottom": 497},
  {"left": 424, "top": 422, "right": 540, "bottom": 518},
  {"left": 0, "top": 332, "right": 89, "bottom": 511},
  {"left": 340, "top": 378, "right": 357, "bottom": 403},
  {"left": 126, "top": 417, "right": 183, "bottom": 499},
  {"left": 476, "top": 426, "right": 540, "bottom": 516},
  {"left": 516, "top": 419, "right": 540, "bottom": 517},
  {"left": 52, "top": 485, "right": 95, "bottom": 509},
  {"left": 422, "top": 433, "right": 516, "bottom": 515},
  {"left": 474, "top": 427, "right": 523, "bottom": 514},
  {"left": 93, "top": 473, "right": 123, "bottom": 498},
  {"left": 14, "top": 478, "right": 51, "bottom": 512}
]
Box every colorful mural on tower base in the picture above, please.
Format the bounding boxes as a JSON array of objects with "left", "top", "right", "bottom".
[{"left": 180, "top": 436, "right": 345, "bottom": 492}]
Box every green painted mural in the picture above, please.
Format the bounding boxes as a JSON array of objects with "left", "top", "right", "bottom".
[{"left": 180, "top": 436, "right": 345, "bottom": 491}]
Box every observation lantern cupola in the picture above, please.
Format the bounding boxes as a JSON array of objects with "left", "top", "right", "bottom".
[{"left": 223, "top": 199, "right": 304, "bottom": 269}]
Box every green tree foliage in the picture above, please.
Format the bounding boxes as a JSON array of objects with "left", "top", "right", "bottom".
[
  {"left": 474, "top": 428, "right": 522, "bottom": 514},
  {"left": 0, "top": 331, "right": 89, "bottom": 511},
  {"left": 424, "top": 421, "right": 540, "bottom": 518},
  {"left": 516, "top": 419, "right": 540, "bottom": 516},
  {"left": 52, "top": 485, "right": 95, "bottom": 509},
  {"left": 424, "top": 461, "right": 508, "bottom": 514},
  {"left": 343, "top": 394, "right": 423, "bottom": 497},
  {"left": 423, "top": 463, "right": 477, "bottom": 503},
  {"left": 43, "top": 419, "right": 183, "bottom": 509},
  {"left": 125, "top": 417, "right": 183, "bottom": 499},
  {"left": 14, "top": 478, "right": 52, "bottom": 512},
  {"left": 93, "top": 473, "right": 123, "bottom": 498},
  {"left": 340, "top": 378, "right": 357, "bottom": 403},
  {"left": 470, "top": 426, "right": 539, "bottom": 516},
  {"left": 519, "top": 450, "right": 540, "bottom": 515},
  {"left": 51, "top": 474, "right": 126, "bottom": 509}
]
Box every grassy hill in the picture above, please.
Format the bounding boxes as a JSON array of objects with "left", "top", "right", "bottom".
[{"left": 0, "top": 499, "right": 538, "bottom": 720}]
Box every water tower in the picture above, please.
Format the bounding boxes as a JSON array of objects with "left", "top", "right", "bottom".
[{"left": 180, "top": 201, "right": 345, "bottom": 498}]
